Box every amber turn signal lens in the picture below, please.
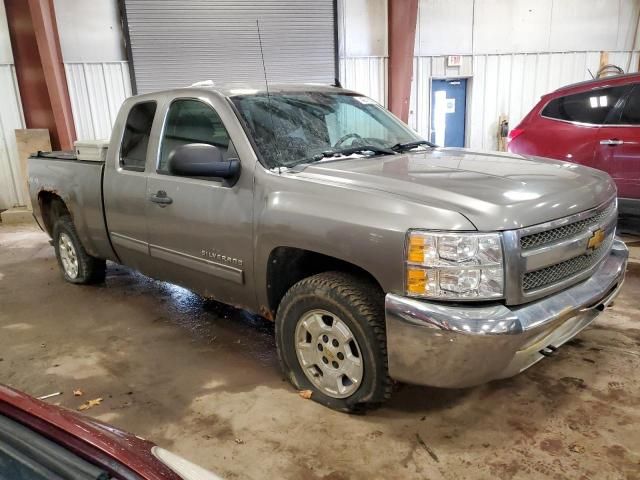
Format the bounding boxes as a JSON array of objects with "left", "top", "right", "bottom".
[
  {"left": 407, "top": 235, "right": 425, "bottom": 263},
  {"left": 406, "top": 268, "right": 427, "bottom": 295}
]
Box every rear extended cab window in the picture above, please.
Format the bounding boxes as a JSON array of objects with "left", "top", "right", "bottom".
[
  {"left": 541, "top": 86, "right": 628, "bottom": 125},
  {"left": 120, "top": 101, "right": 157, "bottom": 171}
]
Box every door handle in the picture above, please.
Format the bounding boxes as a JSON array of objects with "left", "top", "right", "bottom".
[
  {"left": 600, "top": 139, "right": 624, "bottom": 146},
  {"left": 149, "top": 190, "right": 173, "bottom": 206}
]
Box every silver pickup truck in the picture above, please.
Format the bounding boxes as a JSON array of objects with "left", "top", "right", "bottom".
[{"left": 28, "top": 83, "right": 628, "bottom": 412}]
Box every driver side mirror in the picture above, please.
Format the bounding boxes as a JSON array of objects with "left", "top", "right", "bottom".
[{"left": 168, "top": 143, "right": 240, "bottom": 180}]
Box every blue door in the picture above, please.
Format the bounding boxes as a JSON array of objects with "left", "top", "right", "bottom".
[{"left": 430, "top": 79, "right": 467, "bottom": 147}]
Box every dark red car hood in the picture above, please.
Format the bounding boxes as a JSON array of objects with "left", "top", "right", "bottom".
[{"left": 0, "top": 384, "right": 181, "bottom": 480}]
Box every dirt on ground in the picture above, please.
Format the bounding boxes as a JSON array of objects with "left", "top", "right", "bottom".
[{"left": 1, "top": 224, "right": 639, "bottom": 480}]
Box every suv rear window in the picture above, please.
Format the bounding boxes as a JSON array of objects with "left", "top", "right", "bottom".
[{"left": 541, "top": 86, "right": 627, "bottom": 125}]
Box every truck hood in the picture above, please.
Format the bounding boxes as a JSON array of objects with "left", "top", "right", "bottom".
[{"left": 294, "top": 148, "right": 616, "bottom": 231}]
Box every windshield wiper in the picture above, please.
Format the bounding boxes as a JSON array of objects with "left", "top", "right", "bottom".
[
  {"left": 391, "top": 140, "right": 436, "bottom": 152},
  {"left": 309, "top": 144, "right": 396, "bottom": 163}
]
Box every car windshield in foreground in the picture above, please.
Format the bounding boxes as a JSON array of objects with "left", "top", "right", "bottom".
[{"left": 231, "top": 92, "right": 426, "bottom": 168}]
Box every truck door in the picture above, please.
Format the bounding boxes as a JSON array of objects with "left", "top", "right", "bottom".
[
  {"left": 144, "top": 97, "right": 255, "bottom": 307},
  {"left": 593, "top": 84, "right": 640, "bottom": 211},
  {"left": 103, "top": 100, "right": 157, "bottom": 272}
]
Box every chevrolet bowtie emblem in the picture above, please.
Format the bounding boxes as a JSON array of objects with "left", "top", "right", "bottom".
[{"left": 587, "top": 228, "right": 606, "bottom": 251}]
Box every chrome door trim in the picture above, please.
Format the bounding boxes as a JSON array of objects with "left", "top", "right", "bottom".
[
  {"left": 149, "top": 244, "right": 244, "bottom": 285},
  {"left": 111, "top": 232, "right": 150, "bottom": 254}
]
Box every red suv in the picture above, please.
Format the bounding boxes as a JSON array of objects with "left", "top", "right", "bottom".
[{"left": 508, "top": 73, "right": 640, "bottom": 216}]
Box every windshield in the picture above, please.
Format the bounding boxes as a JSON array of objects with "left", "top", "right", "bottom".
[{"left": 231, "top": 92, "right": 424, "bottom": 168}]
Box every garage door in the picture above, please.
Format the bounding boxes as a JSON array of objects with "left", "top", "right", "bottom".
[{"left": 122, "top": 0, "right": 337, "bottom": 94}]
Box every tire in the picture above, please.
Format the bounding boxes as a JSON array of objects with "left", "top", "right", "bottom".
[
  {"left": 276, "top": 271, "right": 392, "bottom": 412},
  {"left": 53, "top": 215, "right": 106, "bottom": 284}
]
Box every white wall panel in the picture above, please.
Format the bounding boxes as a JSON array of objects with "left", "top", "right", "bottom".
[
  {"left": 339, "top": 57, "right": 387, "bottom": 106},
  {"left": 406, "top": 51, "right": 640, "bottom": 152},
  {"left": 550, "top": 0, "right": 621, "bottom": 52},
  {"left": 0, "top": 1, "right": 13, "bottom": 64},
  {"left": 53, "top": 0, "right": 126, "bottom": 62},
  {"left": 0, "top": 64, "right": 26, "bottom": 209},
  {"left": 609, "top": 50, "right": 640, "bottom": 73},
  {"left": 0, "top": 2, "right": 26, "bottom": 210},
  {"left": 474, "top": 0, "right": 552, "bottom": 54},
  {"left": 64, "top": 62, "right": 132, "bottom": 141},
  {"left": 415, "top": 0, "right": 640, "bottom": 55},
  {"left": 338, "top": 0, "right": 387, "bottom": 57},
  {"left": 415, "top": 0, "right": 473, "bottom": 56},
  {"left": 618, "top": 0, "right": 640, "bottom": 50}
]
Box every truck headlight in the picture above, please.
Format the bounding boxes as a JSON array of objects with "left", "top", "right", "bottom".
[{"left": 405, "top": 231, "right": 504, "bottom": 299}]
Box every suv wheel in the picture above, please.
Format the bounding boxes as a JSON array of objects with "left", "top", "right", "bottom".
[{"left": 276, "top": 271, "right": 392, "bottom": 412}]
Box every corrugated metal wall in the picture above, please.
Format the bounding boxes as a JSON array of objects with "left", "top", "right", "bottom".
[
  {"left": 64, "top": 62, "right": 132, "bottom": 140},
  {"left": 0, "top": 63, "right": 26, "bottom": 209},
  {"left": 420, "top": 51, "right": 640, "bottom": 150},
  {"left": 340, "top": 51, "right": 640, "bottom": 151},
  {"left": 338, "top": 0, "right": 640, "bottom": 151},
  {"left": 339, "top": 57, "right": 387, "bottom": 105}
]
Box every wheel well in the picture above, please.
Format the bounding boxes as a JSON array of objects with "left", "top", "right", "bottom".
[
  {"left": 38, "top": 192, "right": 70, "bottom": 237},
  {"left": 266, "top": 247, "right": 383, "bottom": 317}
]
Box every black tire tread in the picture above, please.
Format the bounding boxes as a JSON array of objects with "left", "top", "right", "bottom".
[
  {"left": 277, "top": 271, "right": 392, "bottom": 409},
  {"left": 53, "top": 215, "right": 106, "bottom": 284}
]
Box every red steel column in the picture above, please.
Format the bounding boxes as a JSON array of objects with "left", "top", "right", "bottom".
[
  {"left": 388, "top": 0, "right": 418, "bottom": 123},
  {"left": 6, "top": 0, "right": 75, "bottom": 150}
]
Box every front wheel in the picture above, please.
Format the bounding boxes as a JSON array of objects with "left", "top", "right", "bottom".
[{"left": 275, "top": 271, "right": 392, "bottom": 412}]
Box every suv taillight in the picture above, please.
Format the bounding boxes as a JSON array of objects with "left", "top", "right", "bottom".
[{"left": 507, "top": 128, "right": 525, "bottom": 144}]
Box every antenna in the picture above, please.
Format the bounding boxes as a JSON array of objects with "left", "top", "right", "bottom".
[
  {"left": 256, "top": 19, "right": 282, "bottom": 173},
  {"left": 256, "top": 20, "right": 271, "bottom": 99}
]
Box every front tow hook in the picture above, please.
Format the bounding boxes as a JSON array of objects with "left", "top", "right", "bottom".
[{"left": 539, "top": 345, "right": 558, "bottom": 357}]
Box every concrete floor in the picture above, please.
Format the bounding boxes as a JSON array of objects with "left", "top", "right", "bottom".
[{"left": 1, "top": 223, "right": 639, "bottom": 480}]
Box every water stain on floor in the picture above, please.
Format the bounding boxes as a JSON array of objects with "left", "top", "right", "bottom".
[{"left": 1, "top": 224, "right": 639, "bottom": 479}]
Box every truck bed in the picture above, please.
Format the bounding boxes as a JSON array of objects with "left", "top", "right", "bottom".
[{"left": 28, "top": 152, "right": 117, "bottom": 262}]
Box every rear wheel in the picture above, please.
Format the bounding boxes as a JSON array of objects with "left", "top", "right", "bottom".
[
  {"left": 276, "top": 271, "right": 392, "bottom": 412},
  {"left": 53, "top": 215, "right": 106, "bottom": 284}
]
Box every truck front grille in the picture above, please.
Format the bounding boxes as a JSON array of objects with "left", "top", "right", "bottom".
[
  {"left": 520, "top": 201, "right": 615, "bottom": 250},
  {"left": 522, "top": 233, "right": 614, "bottom": 291},
  {"left": 504, "top": 199, "right": 618, "bottom": 304}
]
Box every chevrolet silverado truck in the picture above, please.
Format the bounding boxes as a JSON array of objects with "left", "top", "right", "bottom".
[{"left": 28, "top": 84, "right": 628, "bottom": 412}]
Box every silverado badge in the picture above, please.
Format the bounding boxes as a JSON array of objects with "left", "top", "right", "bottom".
[{"left": 587, "top": 228, "right": 606, "bottom": 252}]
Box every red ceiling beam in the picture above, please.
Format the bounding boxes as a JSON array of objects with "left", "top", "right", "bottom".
[
  {"left": 6, "top": 0, "right": 75, "bottom": 150},
  {"left": 388, "top": 0, "right": 419, "bottom": 123}
]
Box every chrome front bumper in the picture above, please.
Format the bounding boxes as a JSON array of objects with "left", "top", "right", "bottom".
[{"left": 385, "top": 239, "right": 629, "bottom": 388}]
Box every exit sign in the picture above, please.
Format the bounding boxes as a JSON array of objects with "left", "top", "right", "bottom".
[{"left": 447, "top": 55, "right": 462, "bottom": 67}]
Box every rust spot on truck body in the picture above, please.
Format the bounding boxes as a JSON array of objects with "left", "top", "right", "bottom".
[{"left": 260, "top": 306, "right": 274, "bottom": 322}]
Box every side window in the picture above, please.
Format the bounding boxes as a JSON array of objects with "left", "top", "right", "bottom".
[
  {"left": 541, "top": 86, "right": 627, "bottom": 125},
  {"left": 158, "top": 99, "right": 233, "bottom": 174},
  {"left": 120, "top": 101, "right": 157, "bottom": 171},
  {"left": 617, "top": 86, "right": 640, "bottom": 125}
]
